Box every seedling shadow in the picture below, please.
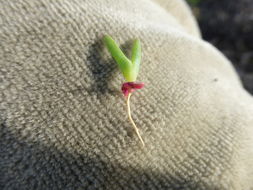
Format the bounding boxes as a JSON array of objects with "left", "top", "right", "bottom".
[{"left": 87, "top": 39, "right": 118, "bottom": 97}]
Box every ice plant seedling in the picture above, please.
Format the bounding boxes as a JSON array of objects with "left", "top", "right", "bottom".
[{"left": 103, "top": 35, "right": 145, "bottom": 147}]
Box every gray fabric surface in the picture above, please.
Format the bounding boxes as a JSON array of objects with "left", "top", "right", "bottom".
[{"left": 1, "top": 0, "right": 253, "bottom": 189}]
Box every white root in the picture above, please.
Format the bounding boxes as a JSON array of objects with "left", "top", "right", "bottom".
[{"left": 126, "top": 93, "right": 145, "bottom": 147}]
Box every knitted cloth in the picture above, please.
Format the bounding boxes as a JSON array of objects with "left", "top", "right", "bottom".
[{"left": 1, "top": 0, "right": 253, "bottom": 189}]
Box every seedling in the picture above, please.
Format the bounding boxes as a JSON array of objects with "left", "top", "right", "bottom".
[{"left": 103, "top": 35, "right": 145, "bottom": 147}]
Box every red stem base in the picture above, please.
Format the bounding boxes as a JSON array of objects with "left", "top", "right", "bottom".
[{"left": 121, "top": 82, "right": 144, "bottom": 97}]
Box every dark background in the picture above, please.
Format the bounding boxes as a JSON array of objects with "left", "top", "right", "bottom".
[{"left": 186, "top": 0, "right": 253, "bottom": 94}]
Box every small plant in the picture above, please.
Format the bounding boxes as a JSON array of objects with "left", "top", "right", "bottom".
[{"left": 103, "top": 35, "right": 145, "bottom": 147}]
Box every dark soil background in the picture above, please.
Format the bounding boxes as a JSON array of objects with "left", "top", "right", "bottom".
[{"left": 186, "top": 0, "right": 253, "bottom": 94}]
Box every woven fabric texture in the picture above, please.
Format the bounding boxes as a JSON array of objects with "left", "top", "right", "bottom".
[{"left": 1, "top": 0, "right": 253, "bottom": 189}]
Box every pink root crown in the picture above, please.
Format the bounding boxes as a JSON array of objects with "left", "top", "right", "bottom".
[{"left": 121, "top": 82, "right": 144, "bottom": 97}]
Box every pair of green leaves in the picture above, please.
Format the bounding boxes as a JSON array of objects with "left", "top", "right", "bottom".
[{"left": 103, "top": 35, "right": 141, "bottom": 82}]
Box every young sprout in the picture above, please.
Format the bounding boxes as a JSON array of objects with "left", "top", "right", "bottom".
[{"left": 103, "top": 35, "right": 145, "bottom": 147}]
